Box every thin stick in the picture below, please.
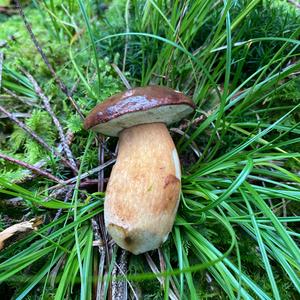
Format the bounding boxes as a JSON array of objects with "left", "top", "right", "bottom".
[
  {"left": 92, "top": 217, "right": 106, "bottom": 299},
  {"left": 118, "top": 252, "right": 129, "bottom": 298},
  {"left": 49, "top": 254, "right": 67, "bottom": 288},
  {"left": 15, "top": 0, "right": 84, "bottom": 119},
  {"left": 3, "top": 87, "right": 38, "bottom": 107},
  {"left": 145, "top": 253, "right": 178, "bottom": 300},
  {"left": 98, "top": 135, "right": 115, "bottom": 299},
  {"left": 49, "top": 158, "right": 116, "bottom": 191},
  {"left": 63, "top": 158, "right": 116, "bottom": 186},
  {"left": 170, "top": 128, "right": 201, "bottom": 158},
  {"left": 11, "top": 131, "right": 73, "bottom": 185},
  {"left": 98, "top": 135, "right": 105, "bottom": 193},
  {"left": 287, "top": 0, "right": 300, "bottom": 9},
  {"left": 67, "top": 95, "right": 85, "bottom": 119},
  {"left": 0, "top": 197, "right": 25, "bottom": 208},
  {"left": 0, "top": 40, "right": 7, "bottom": 48},
  {"left": 93, "top": 135, "right": 107, "bottom": 300},
  {"left": 116, "top": 250, "right": 138, "bottom": 299},
  {"left": 70, "top": 78, "right": 80, "bottom": 96},
  {"left": 48, "top": 188, "right": 73, "bottom": 235},
  {"left": 15, "top": 0, "right": 67, "bottom": 95},
  {"left": 0, "top": 113, "right": 31, "bottom": 119},
  {"left": 177, "top": 115, "right": 204, "bottom": 131},
  {"left": 111, "top": 248, "right": 132, "bottom": 300},
  {"left": 0, "top": 104, "right": 77, "bottom": 173},
  {"left": 23, "top": 69, "right": 78, "bottom": 172},
  {"left": 0, "top": 153, "right": 63, "bottom": 183},
  {"left": 158, "top": 249, "right": 180, "bottom": 299},
  {"left": 158, "top": 249, "right": 166, "bottom": 287},
  {"left": 111, "top": 64, "right": 132, "bottom": 90},
  {"left": 111, "top": 245, "right": 118, "bottom": 299}
]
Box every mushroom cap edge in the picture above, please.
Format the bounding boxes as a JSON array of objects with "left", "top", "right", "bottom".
[{"left": 84, "top": 85, "right": 195, "bottom": 136}]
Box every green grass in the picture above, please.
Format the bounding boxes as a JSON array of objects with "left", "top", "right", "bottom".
[{"left": 0, "top": 0, "right": 300, "bottom": 299}]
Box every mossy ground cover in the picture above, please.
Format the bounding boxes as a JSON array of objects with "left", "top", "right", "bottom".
[{"left": 0, "top": 0, "right": 299, "bottom": 299}]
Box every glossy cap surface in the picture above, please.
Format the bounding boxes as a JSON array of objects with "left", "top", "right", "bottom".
[{"left": 84, "top": 86, "right": 195, "bottom": 136}]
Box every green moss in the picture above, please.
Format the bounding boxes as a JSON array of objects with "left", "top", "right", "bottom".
[
  {"left": 0, "top": 0, "right": 11, "bottom": 6},
  {"left": 0, "top": 7, "right": 69, "bottom": 76},
  {"left": 9, "top": 110, "right": 55, "bottom": 157}
]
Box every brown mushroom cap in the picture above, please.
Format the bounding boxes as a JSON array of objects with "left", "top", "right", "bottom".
[{"left": 84, "top": 86, "right": 195, "bottom": 136}]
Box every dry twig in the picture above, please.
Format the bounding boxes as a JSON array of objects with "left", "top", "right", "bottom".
[
  {"left": 15, "top": 0, "right": 84, "bottom": 119},
  {"left": 0, "top": 197, "right": 25, "bottom": 208},
  {"left": 98, "top": 135, "right": 105, "bottom": 193},
  {"left": 93, "top": 217, "right": 106, "bottom": 300},
  {"left": 111, "top": 63, "right": 132, "bottom": 90},
  {"left": 0, "top": 112, "right": 31, "bottom": 119},
  {"left": 178, "top": 115, "right": 205, "bottom": 131},
  {"left": 170, "top": 128, "right": 201, "bottom": 158},
  {"left": 70, "top": 78, "right": 81, "bottom": 96},
  {"left": 22, "top": 69, "right": 78, "bottom": 172},
  {"left": 112, "top": 249, "right": 130, "bottom": 300},
  {"left": 158, "top": 249, "right": 180, "bottom": 299},
  {"left": 116, "top": 249, "right": 139, "bottom": 299},
  {"left": 15, "top": 0, "right": 67, "bottom": 95},
  {"left": 93, "top": 135, "right": 108, "bottom": 299},
  {"left": 57, "top": 158, "right": 116, "bottom": 187},
  {"left": 287, "top": 0, "right": 300, "bottom": 9},
  {"left": 49, "top": 254, "right": 67, "bottom": 287},
  {"left": 2, "top": 87, "right": 38, "bottom": 107},
  {"left": 7, "top": 130, "right": 74, "bottom": 185},
  {"left": 0, "top": 40, "right": 7, "bottom": 48},
  {"left": 48, "top": 188, "right": 74, "bottom": 235},
  {"left": 0, "top": 104, "right": 77, "bottom": 172},
  {"left": 0, "top": 153, "right": 63, "bottom": 183},
  {"left": 0, "top": 217, "right": 43, "bottom": 251},
  {"left": 145, "top": 253, "right": 178, "bottom": 300}
]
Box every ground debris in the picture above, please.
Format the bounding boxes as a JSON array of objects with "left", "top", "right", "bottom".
[{"left": 0, "top": 217, "right": 43, "bottom": 250}]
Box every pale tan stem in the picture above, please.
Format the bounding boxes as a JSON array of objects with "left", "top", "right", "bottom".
[{"left": 104, "top": 123, "right": 181, "bottom": 254}]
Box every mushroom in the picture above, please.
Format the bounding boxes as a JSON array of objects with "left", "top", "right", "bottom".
[{"left": 84, "top": 86, "right": 195, "bottom": 254}]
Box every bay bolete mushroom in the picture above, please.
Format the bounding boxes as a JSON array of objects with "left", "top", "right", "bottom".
[{"left": 84, "top": 86, "right": 195, "bottom": 254}]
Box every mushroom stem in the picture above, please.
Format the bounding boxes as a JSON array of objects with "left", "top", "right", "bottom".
[{"left": 104, "top": 123, "right": 181, "bottom": 254}]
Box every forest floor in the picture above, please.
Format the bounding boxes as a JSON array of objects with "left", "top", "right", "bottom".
[{"left": 0, "top": 1, "right": 299, "bottom": 299}]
